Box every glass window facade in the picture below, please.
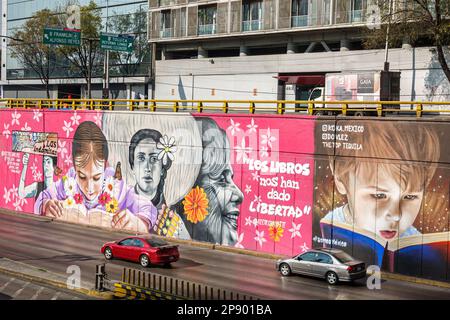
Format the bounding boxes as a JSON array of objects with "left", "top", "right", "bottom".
[{"left": 6, "top": 0, "right": 149, "bottom": 80}]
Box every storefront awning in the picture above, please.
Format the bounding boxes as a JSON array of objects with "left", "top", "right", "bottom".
[{"left": 275, "top": 75, "right": 325, "bottom": 86}]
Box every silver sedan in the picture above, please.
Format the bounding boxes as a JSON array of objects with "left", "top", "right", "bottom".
[{"left": 276, "top": 248, "right": 367, "bottom": 285}]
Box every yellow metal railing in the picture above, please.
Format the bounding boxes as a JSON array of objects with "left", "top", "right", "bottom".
[{"left": 1, "top": 98, "right": 450, "bottom": 117}]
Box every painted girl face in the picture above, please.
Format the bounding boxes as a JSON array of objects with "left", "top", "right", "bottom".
[
  {"left": 342, "top": 165, "right": 423, "bottom": 240},
  {"left": 133, "top": 138, "right": 163, "bottom": 200},
  {"left": 43, "top": 156, "right": 54, "bottom": 179},
  {"left": 75, "top": 158, "right": 105, "bottom": 201}
]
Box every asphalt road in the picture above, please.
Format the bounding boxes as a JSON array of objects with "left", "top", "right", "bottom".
[
  {"left": 0, "top": 211, "right": 449, "bottom": 300},
  {"left": 0, "top": 273, "right": 88, "bottom": 300}
]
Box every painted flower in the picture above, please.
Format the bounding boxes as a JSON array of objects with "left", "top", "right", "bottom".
[
  {"left": 70, "top": 111, "right": 81, "bottom": 126},
  {"left": 289, "top": 222, "right": 302, "bottom": 239},
  {"left": 58, "top": 140, "right": 68, "bottom": 158},
  {"left": 234, "top": 232, "right": 245, "bottom": 249},
  {"left": 251, "top": 171, "right": 260, "bottom": 182},
  {"left": 246, "top": 118, "right": 258, "bottom": 134},
  {"left": 98, "top": 192, "right": 111, "bottom": 206},
  {"left": 227, "top": 119, "right": 241, "bottom": 136},
  {"left": 21, "top": 122, "right": 31, "bottom": 132},
  {"left": 300, "top": 242, "right": 309, "bottom": 253},
  {"left": 157, "top": 135, "right": 177, "bottom": 166},
  {"left": 269, "top": 224, "right": 284, "bottom": 242},
  {"left": 65, "top": 196, "right": 75, "bottom": 209},
  {"left": 94, "top": 112, "right": 102, "bottom": 127},
  {"left": 33, "top": 110, "right": 43, "bottom": 122},
  {"left": 3, "top": 188, "right": 11, "bottom": 204},
  {"left": 235, "top": 138, "right": 252, "bottom": 163},
  {"left": 11, "top": 111, "right": 21, "bottom": 126},
  {"left": 62, "top": 121, "right": 74, "bottom": 138},
  {"left": 182, "top": 186, "right": 209, "bottom": 224},
  {"left": 3, "top": 124, "right": 10, "bottom": 139},
  {"left": 104, "top": 176, "right": 115, "bottom": 196},
  {"left": 259, "top": 146, "right": 269, "bottom": 158},
  {"left": 254, "top": 230, "right": 267, "bottom": 248},
  {"left": 245, "top": 216, "right": 253, "bottom": 226},
  {"left": 244, "top": 185, "right": 252, "bottom": 194},
  {"left": 74, "top": 193, "right": 83, "bottom": 205},
  {"left": 261, "top": 128, "right": 277, "bottom": 149},
  {"left": 105, "top": 198, "right": 119, "bottom": 215},
  {"left": 63, "top": 177, "right": 77, "bottom": 196}
]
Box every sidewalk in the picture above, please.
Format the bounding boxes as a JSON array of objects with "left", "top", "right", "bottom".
[{"left": 0, "top": 257, "right": 112, "bottom": 299}]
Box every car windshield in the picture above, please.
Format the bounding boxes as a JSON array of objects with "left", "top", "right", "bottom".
[
  {"left": 332, "top": 251, "right": 354, "bottom": 263},
  {"left": 146, "top": 238, "right": 169, "bottom": 247}
]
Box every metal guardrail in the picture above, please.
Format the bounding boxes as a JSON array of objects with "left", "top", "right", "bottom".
[
  {"left": 95, "top": 264, "right": 260, "bottom": 300},
  {"left": 1, "top": 98, "right": 450, "bottom": 117}
]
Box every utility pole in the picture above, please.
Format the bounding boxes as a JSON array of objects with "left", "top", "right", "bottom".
[
  {"left": 151, "top": 42, "right": 156, "bottom": 99},
  {"left": 103, "top": 0, "right": 110, "bottom": 99},
  {"left": 384, "top": 0, "right": 393, "bottom": 71}
]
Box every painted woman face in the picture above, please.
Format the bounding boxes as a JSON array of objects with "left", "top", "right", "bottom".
[
  {"left": 133, "top": 138, "right": 163, "bottom": 200},
  {"left": 75, "top": 158, "right": 105, "bottom": 201},
  {"left": 43, "top": 156, "right": 54, "bottom": 179}
]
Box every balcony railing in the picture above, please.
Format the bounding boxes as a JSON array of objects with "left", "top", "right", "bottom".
[
  {"left": 351, "top": 9, "right": 363, "bottom": 23},
  {"left": 160, "top": 28, "right": 173, "bottom": 38},
  {"left": 242, "top": 19, "right": 263, "bottom": 31},
  {"left": 291, "top": 15, "right": 308, "bottom": 27},
  {"left": 198, "top": 24, "right": 216, "bottom": 35}
]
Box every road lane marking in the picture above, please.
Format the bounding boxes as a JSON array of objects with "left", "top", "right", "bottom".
[
  {"left": 12, "top": 282, "right": 29, "bottom": 298},
  {"left": 0, "top": 278, "right": 15, "bottom": 292},
  {"left": 30, "top": 287, "right": 45, "bottom": 300},
  {"left": 51, "top": 292, "right": 61, "bottom": 300}
]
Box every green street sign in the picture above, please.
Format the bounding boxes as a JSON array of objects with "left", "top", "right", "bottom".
[
  {"left": 43, "top": 28, "right": 81, "bottom": 46},
  {"left": 100, "top": 33, "right": 134, "bottom": 53}
]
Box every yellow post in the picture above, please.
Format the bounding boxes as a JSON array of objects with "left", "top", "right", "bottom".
[
  {"left": 416, "top": 103, "right": 423, "bottom": 118},
  {"left": 308, "top": 102, "right": 314, "bottom": 115},
  {"left": 249, "top": 102, "right": 255, "bottom": 114},
  {"left": 223, "top": 102, "right": 228, "bottom": 113},
  {"left": 23, "top": 100, "right": 27, "bottom": 109},
  {"left": 377, "top": 104, "right": 383, "bottom": 117},
  {"left": 150, "top": 101, "right": 156, "bottom": 112},
  {"left": 109, "top": 100, "right": 113, "bottom": 111},
  {"left": 342, "top": 103, "right": 347, "bottom": 116},
  {"left": 90, "top": 100, "right": 94, "bottom": 110},
  {"left": 173, "top": 101, "right": 179, "bottom": 112},
  {"left": 38, "top": 100, "right": 42, "bottom": 109},
  {"left": 197, "top": 102, "right": 203, "bottom": 113},
  {"left": 72, "top": 100, "right": 76, "bottom": 110},
  {"left": 129, "top": 102, "right": 134, "bottom": 111},
  {"left": 277, "top": 102, "right": 285, "bottom": 115}
]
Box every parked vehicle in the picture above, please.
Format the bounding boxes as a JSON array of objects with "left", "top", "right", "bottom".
[
  {"left": 309, "top": 71, "right": 401, "bottom": 116},
  {"left": 101, "top": 236, "right": 179, "bottom": 268},
  {"left": 276, "top": 248, "right": 366, "bottom": 285}
]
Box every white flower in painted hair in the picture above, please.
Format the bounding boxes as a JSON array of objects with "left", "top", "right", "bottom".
[
  {"left": 64, "top": 177, "right": 77, "bottom": 196},
  {"left": 156, "top": 135, "right": 177, "bottom": 166}
]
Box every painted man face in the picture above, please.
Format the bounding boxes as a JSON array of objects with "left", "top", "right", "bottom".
[
  {"left": 43, "top": 156, "right": 54, "bottom": 179},
  {"left": 133, "top": 138, "right": 162, "bottom": 200},
  {"left": 75, "top": 158, "right": 105, "bottom": 202}
]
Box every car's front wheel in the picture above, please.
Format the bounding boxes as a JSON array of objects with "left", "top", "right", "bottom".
[
  {"left": 104, "top": 247, "right": 113, "bottom": 260},
  {"left": 140, "top": 254, "right": 150, "bottom": 267},
  {"left": 279, "top": 263, "right": 291, "bottom": 276},
  {"left": 326, "top": 271, "right": 339, "bottom": 285}
]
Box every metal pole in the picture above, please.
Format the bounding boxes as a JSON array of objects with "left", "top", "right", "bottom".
[
  {"left": 88, "top": 39, "right": 92, "bottom": 99},
  {"left": 104, "top": 0, "right": 110, "bottom": 99},
  {"left": 384, "top": 0, "right": 393, "bottom": 71},
  {"left": 151, "top": 42, "right": 156, "bottom": 99}
]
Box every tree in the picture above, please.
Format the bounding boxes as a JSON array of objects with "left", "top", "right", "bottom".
[
  {"left": 107, "top": 6, "right": 150, "bottom": 77},
  {"left": 57, "top": 1, "right": 103, "bottom": 99},
  {"left": 10, "top": 10, "right": 61, "bottom": 98},
  {"left": 364, "top": 0, "right": 450, "bottom": 83}
]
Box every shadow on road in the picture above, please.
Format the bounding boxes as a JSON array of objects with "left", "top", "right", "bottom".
[
  {"left": 17, "top": 254, "right": 97, "bottom": 263},
  {"left": 0, "top": 293, "right": 12, "bottom": 300}
]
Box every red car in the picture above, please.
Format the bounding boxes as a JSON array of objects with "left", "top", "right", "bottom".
[{"left": 101, "top": 236, "right": 179, "bottom": 267}]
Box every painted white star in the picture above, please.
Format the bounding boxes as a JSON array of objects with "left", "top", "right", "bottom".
[
  {"left": 251, "top": 171, "right": 260, "bottom": 181},
  {"left": 33, "top": 171, "right": 43, "bottom": 182},
  {"left": 234, "top": 233, "right": 245, "bottom": 249},
  {"left": 11, "top": 111, "right": 21, "bottom": 126},
  {"left": 245, "top": 216, "right": 253, "bottom": 226},
  {"left": 227, "top": 119, "right": 241, "bottom": 136},
  {"left": 246, "top": 118, "right": 258, "bottom": 134},
  {"left": 289, "top": 222, "right": 302, "bottom": 239},
  {"left": 62, "top": 120, "right": 74, "bottom": 138},
  {"left": 244, "top": 185, "right": 252, "bottom": 194},
  {"left": 260, "top": 146, "right": 269, "bottom": 158},
  {"left": 300, "top": 242, "right": 309, "bottom": 253},
  {"left": 33, "top": 110, "right": 43, "bottom": 122},
  {"left": 253, "top": 195, "right": 262, "bottom": 203},
  {"left": 261, "top": 128, "right": 277, "bottom": 149},
  {"left": 70, "top": 111, "right": 81, "bottom": 126},
  {"left": 254, "top": 230, "right": 267, "bottom": 248}
]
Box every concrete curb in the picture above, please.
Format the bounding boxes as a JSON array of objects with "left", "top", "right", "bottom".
[
  {"left": 0, "top": 257, "right": 113, "bottom": 300},
  {"left": 2, "top": 209, "right": 450, "bottom": 290}
]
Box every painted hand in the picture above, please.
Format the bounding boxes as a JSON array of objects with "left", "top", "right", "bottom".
[
  {"left": 111, "top": 210, "right": 149, "bottom": 233},
  {"left": 43, "top": 199, "right": 64, "bottom": 218}
]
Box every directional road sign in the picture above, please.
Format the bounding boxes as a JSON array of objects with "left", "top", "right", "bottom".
[
  {"left": 100, "top": 33, "right": 134, "bottom": 53},
  {"left": 43, "top": 28, "right": 81, "bottom": 46}
]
